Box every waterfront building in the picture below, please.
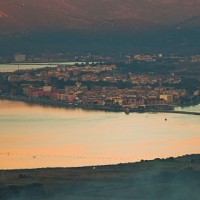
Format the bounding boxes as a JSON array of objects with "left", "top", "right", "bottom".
[{"left": 160, "top": 94, "right": 173, "bottom": 103}]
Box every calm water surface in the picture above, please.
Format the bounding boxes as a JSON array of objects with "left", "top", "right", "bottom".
[
  {"left": 0, "top": 100, "right": 200, "bottom": 169},
  {"left": 0, "top": 62, "right": 86, "bottom": 72}
]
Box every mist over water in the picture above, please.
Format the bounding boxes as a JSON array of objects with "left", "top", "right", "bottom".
[{"left": 0, "top": 100, "right": 200, "bottom": 169}]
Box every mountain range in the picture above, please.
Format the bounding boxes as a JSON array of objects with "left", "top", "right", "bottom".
[{"left": 0, "top": 0, "right": 200, "bottom": 55}]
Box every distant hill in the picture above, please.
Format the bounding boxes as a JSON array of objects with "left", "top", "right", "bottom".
[
  {"left": 0, "top": 0, "right": 200, "bottom": 55},
  {"left": 0, "top": 0, "right": 200, "bottom": 33}
]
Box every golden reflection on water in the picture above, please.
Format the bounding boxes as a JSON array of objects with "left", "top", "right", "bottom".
[{"left": 0, "top": 100, "right": 200, "bottom": 169}]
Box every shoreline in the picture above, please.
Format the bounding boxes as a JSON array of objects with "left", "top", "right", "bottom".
[
  {"left": 1, "top": 95, "right": 200, "bottom": 115},
  {"left": 0, "top": 153, "right": 199, "bottom": 171}
]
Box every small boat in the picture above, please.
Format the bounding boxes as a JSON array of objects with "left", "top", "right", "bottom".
[{"left": 125, "top": 108, "right": 130, "bottom": 115}]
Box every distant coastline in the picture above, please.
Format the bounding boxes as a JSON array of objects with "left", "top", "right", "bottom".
[{"left": 1, "top": 95, "right": 200, "bottom": 116}]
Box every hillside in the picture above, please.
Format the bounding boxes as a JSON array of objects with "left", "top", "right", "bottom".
[
  {"left": 0, "top": 0, "right": 200, "bottom": 34},
  {"left": 0, "top": 154, "right": 200, "bottom": 200},
  {"left": 0, "top": 0, "right": 200, "bottom": 55}
]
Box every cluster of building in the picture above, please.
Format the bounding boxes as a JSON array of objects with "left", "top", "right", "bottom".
[
  {"left": 1, "top": 64, "right": 191, "bottom": 109},
  {"left": 7, "top": 64, "right": 182, "bottom": 84},
  {"left": 22, "top": 84, "right": 187, "bottom": 109}
]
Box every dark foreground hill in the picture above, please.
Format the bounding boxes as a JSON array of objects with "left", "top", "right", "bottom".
[{"left": 0, "top": 154, "right": 200, "bottom": 200}]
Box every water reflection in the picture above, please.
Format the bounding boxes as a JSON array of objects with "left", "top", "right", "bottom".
[{"left": 0, "top": 100, "right": 200, "bottom": 169}]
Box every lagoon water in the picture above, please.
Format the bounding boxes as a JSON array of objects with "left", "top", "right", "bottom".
[
  {"left": 0, "top": 100, "right": 200, "bottom": 169},
  {"left": 0, "top": 62, "right": 86, "bottom": 72}
]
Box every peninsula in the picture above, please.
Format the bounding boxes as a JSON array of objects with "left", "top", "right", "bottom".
[{"left": 1, "top": 55, "right": 200, "bottom": 113}]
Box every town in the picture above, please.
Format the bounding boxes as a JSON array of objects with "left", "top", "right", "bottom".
[{"left": 0, "top": 54, "right": 200, "bottom": 113}]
